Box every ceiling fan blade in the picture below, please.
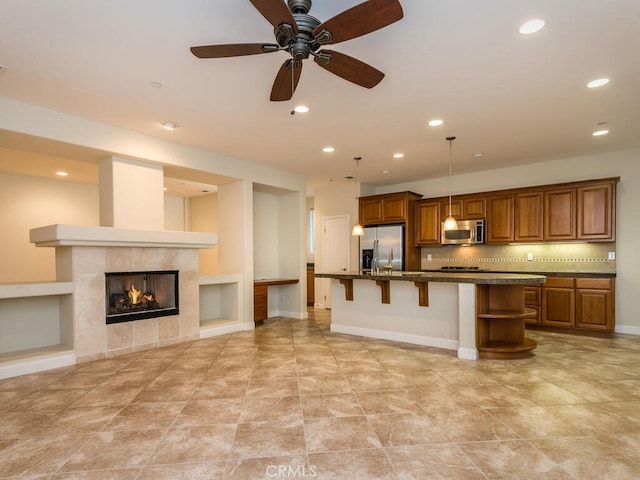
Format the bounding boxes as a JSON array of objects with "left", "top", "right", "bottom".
[
  {"left": 190, "top": 43, "right": 279, "bottom": 58},
  {"left": 313, "top": 0, "right": 403, "bottom": 45},
  {"left": 249, "top": 0, "right": 298, "bottom": 34},
  {"left": 270, "top": 59, "right": 302, "bottom": 101},
  {"left": 314, "top": 50, "right": 384, "bottom": 88}
]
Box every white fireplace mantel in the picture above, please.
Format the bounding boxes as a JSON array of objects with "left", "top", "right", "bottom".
[{"left": 30, "top": 224, "right": 217, "bottom": 249}]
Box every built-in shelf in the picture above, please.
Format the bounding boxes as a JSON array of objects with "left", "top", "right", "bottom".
[
  {"left": 0, "top": 282, "right": 76, "bottom": 379},
  {"left": 199, "top": 274, "right": 244, "bottom": 336}
]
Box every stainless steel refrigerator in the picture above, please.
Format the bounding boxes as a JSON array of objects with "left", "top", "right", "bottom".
[{"left": 359, "top": 225, "right": 404, "bottom": 273}]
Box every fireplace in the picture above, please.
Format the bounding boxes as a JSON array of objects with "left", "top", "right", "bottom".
[{"left": 105, "top": 270, "right": 179, "bottom": 324}]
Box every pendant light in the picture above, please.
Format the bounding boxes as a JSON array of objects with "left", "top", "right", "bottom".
[
  {"left": 352, "top": 156, "right": 364, "bottom": 236},
  {"left": 443, "top": 136, "right": 458, "bottom": 231}
]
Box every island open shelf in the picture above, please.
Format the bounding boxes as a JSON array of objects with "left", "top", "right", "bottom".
[{"left": 476, "top": 284, "right": 538, "bottom": 359}]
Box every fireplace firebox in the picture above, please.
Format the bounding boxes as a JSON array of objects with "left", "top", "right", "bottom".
[{"left": 105, "top": 270, "right": 179, "bottom": 324}]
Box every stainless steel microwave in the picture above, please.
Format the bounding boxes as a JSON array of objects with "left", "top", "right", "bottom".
[{"left": 441, "top": 219, "right": 485, "bottom": 245}]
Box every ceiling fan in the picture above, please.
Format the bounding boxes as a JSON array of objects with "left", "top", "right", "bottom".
[{"left": 190, "top": 0, "right": 403, "bottom": 101}]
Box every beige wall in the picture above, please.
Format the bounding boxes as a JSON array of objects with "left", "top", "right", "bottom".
[
  {"left": 189, "top": 193, "right": 219, "bottom": 275},
  {"left": 0, "top": 171, "right": 99, "bottom": 283}
]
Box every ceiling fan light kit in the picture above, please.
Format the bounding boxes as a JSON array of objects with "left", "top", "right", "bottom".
[{"left": 191, "top": 0, "right": 404, "bottom": 102}]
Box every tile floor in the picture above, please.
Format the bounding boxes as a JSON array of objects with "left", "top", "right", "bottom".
[{"left": 1, "top": 308, "right": 640, "bottom": 479}]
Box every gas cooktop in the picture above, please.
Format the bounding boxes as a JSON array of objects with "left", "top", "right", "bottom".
[{"left": 439, "top": 266, "right": 485, "bottom": 272}]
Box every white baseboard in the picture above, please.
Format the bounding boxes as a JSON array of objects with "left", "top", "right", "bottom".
[
  {"left": 0, "top": 350, "right": 76, "bottom": 380},
  {"left": 615, "top": 324, "right": 640, "bottom": 335},
  {"left": 457, "top": 347, "right": 479, "bottom": 360},
  {"left": 330, "top": 323, "right": 459, "bottom": 352},
  {"left": 199, "top": 321, "right": 249, "bottom": 338},
  {"left": 268, "top": 309, "right": 309, "bottom": 320}
]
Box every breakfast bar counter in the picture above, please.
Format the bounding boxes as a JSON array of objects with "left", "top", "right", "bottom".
[{"left": 315, "top": 271, "right": 546, "bottom": 360}]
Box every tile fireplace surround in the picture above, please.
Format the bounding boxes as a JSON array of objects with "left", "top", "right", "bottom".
[{"left": 29, "top": 224, "right": 217, "bottom": 363}]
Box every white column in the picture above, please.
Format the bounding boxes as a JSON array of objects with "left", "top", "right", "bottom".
[{"left": 99, "top": 156, "right": 164, "bottom": 229}]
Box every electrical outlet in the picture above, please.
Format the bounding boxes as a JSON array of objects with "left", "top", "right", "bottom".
[
  {"left": 427, "top": 254, "right": 432, "bottom": 261},
  {"left": 527, "top": 253, "right": 534, "bottom": 261},
  {"left": 608, "top": 252, "right": 616, "bottom": 261},
  {"left": 280, "top": 296, "right": 285, "bottom": 303}
]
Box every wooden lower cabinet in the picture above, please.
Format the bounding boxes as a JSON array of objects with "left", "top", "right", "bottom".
[
  {"left": 542, "top": 277, "right": 575, "bottom": 327},
  {"left": 532, "top": 276, "right": 615, "bottom": 333},
  {"left": 524, "top": 286, "right": 541, "bottom": 325},
  {"left": 575, "top": 278, "right": 615, "bottom": 331},
  {"left": 254, "top": 285, "right": 268, "bottom": 323},
  {"left": 306, "top": 268, "right": 315, "bottom": 306}
]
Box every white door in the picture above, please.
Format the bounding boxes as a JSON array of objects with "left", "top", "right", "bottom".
[{"left": 322, "top": 215, "right": 350, "bottom": 308}]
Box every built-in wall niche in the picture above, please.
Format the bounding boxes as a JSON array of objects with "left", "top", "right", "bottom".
[
  {"left": 105, "top": 270, "right": 179, "bottom": 324},
  {"left": 199, "top": 274, "right": 243, "bottom": 331}
]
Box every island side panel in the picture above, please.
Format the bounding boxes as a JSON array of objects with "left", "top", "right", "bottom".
[
  {"left": 329, "top": 278, "right": 459, "bottom": 352},
  {"left": 457, "top": 283, "right": 479, "bottom": 360}
]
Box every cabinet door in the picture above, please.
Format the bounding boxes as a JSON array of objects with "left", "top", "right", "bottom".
[
  {"left": 441, "top": 198, "right": 463, "bottom": 220},
  {"left": 524, "top": 286, "right": 541, "bottom": 325},
  {"left": 577, "top": 182, "right": 615, "bottom": 241},
  {"left": 306, "top": 269, "right": 315, "bottom": 306},
  {"left": 360, "top": 198, "right": 383, "bottom": 225},
  {"left": 515, "top": 191, "right": 544, "bottom": 242},
  {"left": 486, "top": 194, "right": 515, "bottom": 243},
  {"left": 542, "top": 287, "right": 575, "bottom": 327},
  {"left": 415, "top": 202, "right": 440, "bottom": 245},
  {"left": 544, "top": 188, "right": 576, "bottom": 241},
  {"left": 382, "top": 195, "right": 407, "bottom": 222},
  {"left": 576, "top": 288, "right": 614, "bottom": 331},
  {"left": 463, "top": 196, "right": 486, "bottom": 219},
  {"left": 575, "top": 278, "right": 614, "bottom": 331}
]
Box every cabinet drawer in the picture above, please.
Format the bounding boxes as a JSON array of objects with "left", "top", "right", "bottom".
[
  {"left": 575, "top": 278, "right": 613, "bottom": 289},
  {"left": 254, "top": 294, "right": 267, "bottom": 308},
  {"left": 544, "top": 277, "right": 575, "bottom": 288},
  {"left": 524, "top": 286, "right": 541, "bottom": 305}
]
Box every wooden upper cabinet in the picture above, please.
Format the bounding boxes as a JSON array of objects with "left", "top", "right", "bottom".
[
  {"left": 382, "top": 194, "right": 408, "bottom": 223},
  {"left": 440, "top": 199, "right": 462, "bottom": 220},
  {"left": 360, "top": 197, "right": 384, "bottom": 225},
  {"left": 515, "top": 191, "right": 544, "bottom": 242},
  {"left": 415, "top": 201, "right": 441, "bottom": 245},
  {"left": 463, "top": 196, "right": 486, "bottom": 219},
  {"left": 544, "top": 188, "right": 576, "bottom": 241},
  {"left": 577, "top": 181, "right": 615, "bottom": 241},
  {"left": 486, "top": 194, "right": 515, "bottom": 243},
  {"left": 359, "top": 192, "right": 422, "bottom": 226}
]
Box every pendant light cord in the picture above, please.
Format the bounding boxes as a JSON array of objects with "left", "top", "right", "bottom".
[{"left": 446, "top": 136, "right": 456, "bottom": 217}]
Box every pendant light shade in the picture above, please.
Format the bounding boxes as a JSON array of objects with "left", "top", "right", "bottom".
[
  {"left": 443, "top": 136, "right": 458, "bottom": 231},
  {"left": 352, "top": 156, "right": 364, "bottom": 236}
]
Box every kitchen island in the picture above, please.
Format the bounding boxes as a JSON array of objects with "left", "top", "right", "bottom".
[{"left": 315, "top": 271, "right": 546, "bottom": 360}]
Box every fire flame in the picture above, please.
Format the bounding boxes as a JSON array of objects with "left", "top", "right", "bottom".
[{"left": 128, "top": 285, "right": 154, "bottom": 305}]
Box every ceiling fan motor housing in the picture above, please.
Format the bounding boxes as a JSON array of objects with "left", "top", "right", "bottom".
[
  {"left": 288, "top": 0, "right": 311, "bottom": 14},
  {"left": 275, "top": 13, "right": 321, "bottom": 60}
]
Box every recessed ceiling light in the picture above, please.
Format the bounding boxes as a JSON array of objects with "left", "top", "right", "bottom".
[
  {"left": 322, "top": 147, "right": 335, "bottom": 153},
  {"left": 150, "top": 81, "right": 163, "bottom": 88},
  {"left": 519, "top": 19, "right": 546, "bottom": 35},
  {"left": 162, "top": 122, "right": 177, "bottom": 131},
  {"left": 592, "top": 129, "right": 609, "bottom": 136},
  {"left": 380, "top": 170, "right": 390, "bottom": 174},
  {"left": 472, "top": 152, "right": 485, "bottom": 158},
  {"left": 294, "top": 105, "right": 309, "bottom": 113},
  {"left": 587, "top": 78, "right": 610, "bottom": 88},
  {"left": 55, "top": 171, "right": 68, "bottom": 177},
  {"left": 428, "top": 119, "right": 444, "bottom": 127},
  {"left": 393, "top": 153, "right": 404, "bottom": 159}
]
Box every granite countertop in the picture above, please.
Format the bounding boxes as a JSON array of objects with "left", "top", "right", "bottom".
[{"left": 315, "top": 271, "right": 546, "bottom": 285}]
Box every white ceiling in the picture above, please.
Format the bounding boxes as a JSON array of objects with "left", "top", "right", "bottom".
[{"left": 1, "top": 0, "right": 639, "bottom": 195}]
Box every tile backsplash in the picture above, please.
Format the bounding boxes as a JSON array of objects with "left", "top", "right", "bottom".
[{"left": 420, "top": 242, "right": 616, "bottom": 273}]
